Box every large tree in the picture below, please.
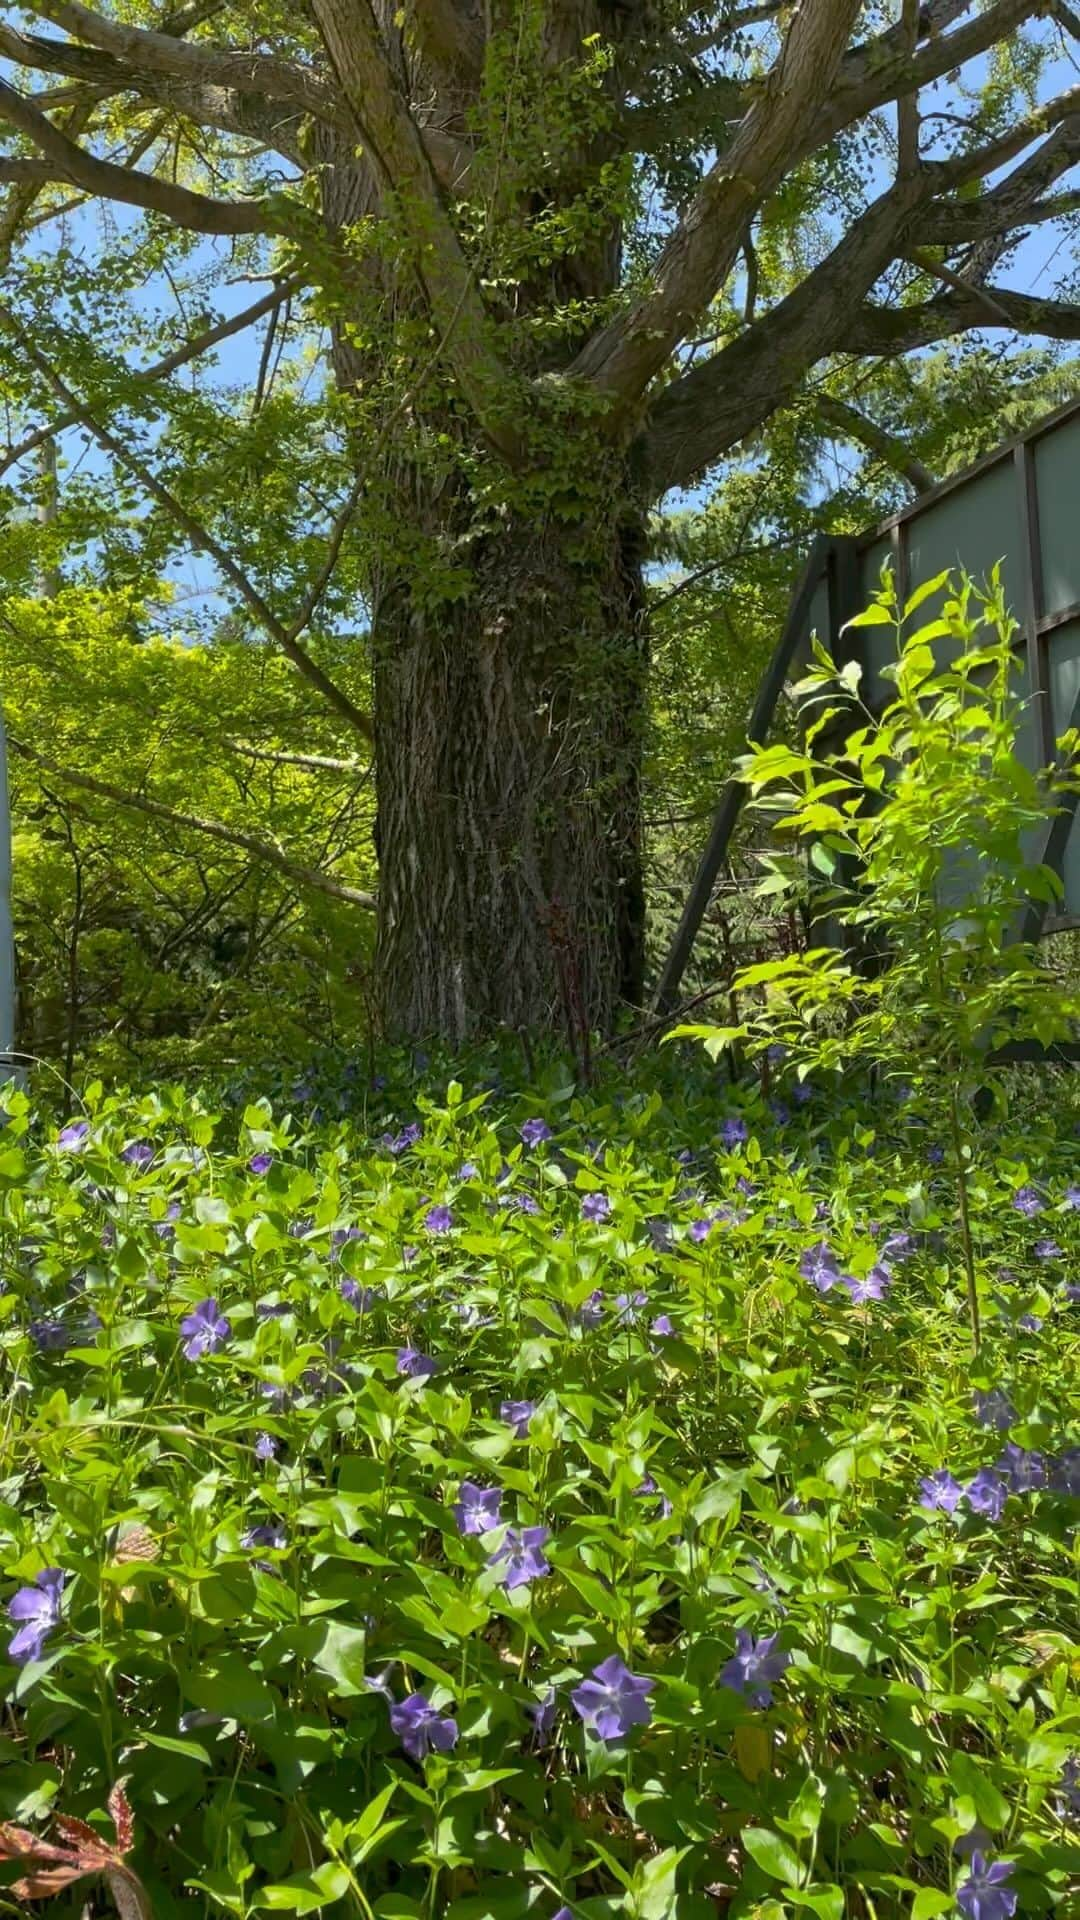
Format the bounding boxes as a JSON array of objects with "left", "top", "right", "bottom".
[{"left": 2, "top": 0, "right": 1079, "bottom": 1040}]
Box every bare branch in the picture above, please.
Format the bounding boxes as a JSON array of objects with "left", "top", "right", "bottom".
[
  {"left": 815, "top": 393, "right": 935, "bottom": 491},
  {"left": 0, "top": 273, "right": 306, "bottom": 482},
  {"left": 569, "top": 0, "right": 864, "bottom": 411},
  {"left": 9, "top": 737, "right": 377, "bottom": 910},
  {"left": 0, "top": 305, "right": 375, "bottom": 742},
  {"left": 310, "top": 0, "right": 520, "bottom": 462},
  {"left": 228, "top": 742, "right": 369, "bottom": 773},
  {"left": 843, "top": 286, "right": 1080, "bottom": 353},
  {"left": 0, "top": 75, "right": 278, "bottom": 233}
]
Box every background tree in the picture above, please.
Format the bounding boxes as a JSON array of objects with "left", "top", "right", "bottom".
[{"left": 2, "top": 0, "right": 1079, "bottom": 1042}]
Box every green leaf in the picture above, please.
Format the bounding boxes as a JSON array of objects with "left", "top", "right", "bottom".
[{"left": 741, "top": 1828, "right": 802, "bottom": 1886}]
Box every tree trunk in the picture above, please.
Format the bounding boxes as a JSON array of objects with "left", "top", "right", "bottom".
[{"left": 371, "top": 503, "right": 647, "bottom": 1041}]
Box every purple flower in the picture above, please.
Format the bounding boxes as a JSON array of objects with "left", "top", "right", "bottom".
[
  {"left": 121, "top": 1140, "right": 154, "bottom": 1169},
  {"left": 926, "top": 1144, "right": 945, "bottom": 1166},
  {"left": 973, "top": 1388, "right": 1016, "bottom": 1431},
  {"left": 453, "top": 1482, "right": 502, "bottom": 1536},
  {"left": 384, "top": 1121, "right": 422, "bottom": 1156},
  {"left": 957, "top": 1854, "right": 1017, "bottom": 1920},
  {"left": 1017, "top": 1312, "right": 1043, "bottom": 1333},
  {"left": 456, "top": 1162, "right": 479, "bottom": 1181},
  {"left": 256, "top": 1301, "right": 291, "bottom": 1322},
  {"left": 581, "top": 1191, "right": 611, "bottom": 1224},
  {"left": 340, "top": 1278, "right": 378, "bottom": 1312},
  {"left": 800, "top": 1242, "right": 840, "bottom": 1293},
  {"left": 1063, "top": 1185, "right": 1080, "bottom": 1210},
  {"left": 720, "top": 1117, "right": 748, "bottom": 1149},
  {"left": 57, "top": 1121, "right": 89, "bottom": 1151},
  {"left": 1050, "top": 1447, "right": 1080, "bottom": 1496},
  {"left": 248, "top": 1153, "right": 274, "bottom": 1175},
  {"left": 453, "top": 1300, "right": 494, "bottom": 1329},
  {"left": 651, "top": 1314, "right": 674, "bottom": 1339},
  {"left": 615, "top": 1290, "right": 647, "bottom": 1326},
  {"left": 965, "top": 1467, "right": 1008, "bottom": 1520},
  {"left": 919, "top": 1469, "right": 964, "bottom": 1513},
  {"left": 553, "top": 1909, "right": 573, "bottom": 1920},
  {"left": 635, "top": 1475, "right": 673, "bottom": 1518},
  {"left": 995, "top": 1444, "right": 1047, "bottom": 1492},
  {"left": 7, "top": 1567, "right": 66, "bottom": 1664},
  {"left": 396, "top": 1346, "right": 437, "bottom": 1379},
  {"left": 521, "top": 1119, "right": 552, "bottom": 1149},
  {"left": 242, "top": 1523, "right": 286, "bottom": 1550},
  {"left": 770, "top": 1101, "right": 791, "bottom": 1125},
  {"left": 29, "top": 1318, "right": 69, "bottom": 1352},
  {"left": 488, "top": 1524, "right": 552, "bottom": 1589},
  {"left": 389, "top": 1692, "right": 458, "bottom": 1760},
  {"left": 719, "top": 1629, "right": 791, "bottom": 1708},
  {"left": 1033, "top": 1237, "right": 1062, "bottom": 1259},
  {"left": 153, "top": 1201, "right": 181, "bottom": 1239},
  {"left": 424, "top": 1205, "right": 454, "bottom": 1234},
  {"left": 1012, "top": 1186, "right": 1043, "bottom": 1217},
  {"left": 881, "top": 1231, "right": 913, "bottom": 1263},
  {"left": 500, "top": 1399, "right": 536, "bottom": 1437},
  {"left": 841, "top": 1266, "right": 891, "bottom": 1304},
  {"left": 527, "top": 1688, "right": 557, "bottom": 1745},
  {"left": 575, "top": 1289, "right": 605, "bottom": 1329},
  {"left": 792, "top": 1080, "right": 813, "bottom": 1105},
  {"left": 571, "top": 1655, "right": 653, "bottom": 1741},
  {"left": 179, "top": 1297, "right": 231, "bottom": 1360},
  {"left": 254, "top": 1432, "right": 278, "bottom": 1462},
  {"left": 1056, "top": 1754, "right": 1080, "bottom": 1819},
  {"left": 689, "top": 1215, "right": 715, "bottom": 1243}
]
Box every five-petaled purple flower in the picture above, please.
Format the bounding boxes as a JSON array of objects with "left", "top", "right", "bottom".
[
  {"left": 254, "top": 1432, "right": 278, "bottom": 1462},
  {"left": 841, "top": 1266, "right": 890, "bottom": 1304},
  {"left": 580, "top": 1192, "right": 611, "bottom": 1224},
  {"left": 571, "top": 1655, "right": 653, "bottom": 1742},
  {"left": 1012, "top": 1186, "right": 1043, "bottom": 1217},
  {"left": 1056, "top": 1754, "right": 1080, "bottom": 1820},
  {"left": 720, "top": 1117, "right": 748, "bottom": 1149},
  {"left": 521, "top": 1119, "right": 552, "bottom": 1149},
  {"left": 995, "top": 1443, "right": 1047, "bottom": 1492},
  {"left": 424, "top": 1205, "right": 454, "bottom": 1234},
  {"left": 340, "top": 1278, "right": 378, "bottom": 1312},
  {"left": 500, "top": 1399, "right": 536, "bottom": 1437},
  {"left": 454, "top": 1481, "right": 502, "bottom": 1536},
  {"left": 615, "top": 1290, "right": 648, "bottom": 1326},
  {"left": 956, "top": 1854, "right": 1017, "bottom": 1920},
  {"left": 249, "top": 1153, "right": 274, "bottom": 1175},
  {"left": 1033, "top": 1237, "right": 1062, "bottom": 1259},
  {"left": 397, "top": 1346, "right": 437, "bottom": 1380},
  {"left": 719, "top": 1630, "right": 791, "bottom": 1708},
  {"left": 389, "top": 1692, "right": 458, "bottom": 1760},
  {"left": 121, "top": 1140, "right": 154, "bottom": 1169},
  {"left": 965, "top": 1467, "right": 1008, "bottom": 1520},
  {"left": 242, "top": 1523, "right": 286, "bottom": 1550},
  {"left": 7, "top": 1567, "right": 66, "bottom": 1664},
  {"left": 180, "top": 1297, "right": 230, "bottom": 1360},
  {"left": 973, "top": 1388, "right": 1016, "bottom": 1431},
  {"left": 57, "top": 1121, "right": 89, "bottom": 1151},
  {"left": 800, "top": 1243, "right": 839, "bottom": 1293},
  {"left": 1050, "top": 1447, "right": 1080, "bottom": 1496},
  {"left": 651, "top": 1314, "right": 674, "bottom": 1339},
  {"left": 488, "top": 1524, "right": 552, "bottom": 1590},
  {"left": 919, "top": 1469, "right": 964, "bottom": 1513}
]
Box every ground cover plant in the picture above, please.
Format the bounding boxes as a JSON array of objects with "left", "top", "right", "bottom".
[{"left": 0, "top": 1046, "right": 1078, "bottom": 1920}]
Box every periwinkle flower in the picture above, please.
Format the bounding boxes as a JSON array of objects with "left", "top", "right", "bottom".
[
  {"left": 881, "top": 1231, "right": 913, "bottom": 1263},
  {"left": 248, "top": 1153, "right": 274, "bottom": 1175},
  {"left": 965, "top": 1467, "right": 1008, "bottom": 1520},
  {"left": 242, "top": 1523, "right": 286, "bottom": 1550},
  {"left": 919, "top": 1469, "right": 964, "bottom": 1513},
  {"left": 719, "top": 1629, "right": 791, "bottom": 1708},
  {"left": 792, "top": 1080, "right": 813, "bottom": 1105},
  {"left": 121, "top": 1140, "right": 154, "bottom": 1169},
  {"left": 956, "top": 1854, "right": 1017, "bottom": 1920},
  {"left": 29, "top": 1318, "right": 69, "bottom": 1352},
  {"left": 689, "top": 1216, "right": 715, "bottom": 1244},
  {"left": 389, "top": 1692, "right": 458, "bottom": 1760},
  {"left": 254, "top": 1432, "right": 278, "bottom": 1462},
  {"left": 571, "top": 1655, "right": 653, "bottom": 1741},
  {"left": 396, "top": 1346, "right": 437, "bottom": 1379},
  {"left": 1012, "top": 1186, "right": 1043, "bottom": 1217},
  {"left": 720, "top": 1117, "right": 748, "bottom": 1149},
  {"left": 1017, "top": 1313, "right": 1043, "bottom": 1333},
  {"left": 7, "top": 1567, "right": 66, "bottom": 1664},
  {"left": 488, "top": 1524, "right": 551, "bottom": 1589},
  {"left": 926, "top": 1144, "right": 945, "bottom": 1166},
  {"left": 500, "top": 1399, "right": 536, "bottom": 1437},
  {"left": 521, "top": 1118, "right": 552, "bottom": 1149},
  {"left": 635, "top": 1475, "right": 673, "bottom": 1518},
  {"left": 256, "top": 1301, "right": 291, "bottom": 1322},
  {"left": 1056, "top": 1754, "right": 1080, "bottom": 1819},
  {"left": 456, "top": 1162, "right": 479, "bottom": 1182},
  {"left": 453, "top": 1481, "right": 502, "bottom": 1536},
  {"left": 180, "top": 1297, "right": 230, "bottom": 1360},
  {"left": 800, "top": 1242, "right": 840, "bottom": 1293},
  {"left": 973, "top": 1388, "right": 1016, "bottom": 1431},
  {"left": 841, "top": 1266, "right": 890, "bottom": 1304},
  {"left": 153, "top": 1200, "right": 181, "bottom": 1239},
  {"left": 651, "top": 1314, "right": 674, "bottom": 1339},
  {"left": 581, "top": 1192, "right": 611, "bottom": 1224},
  {"left": 340, "top": 1278, "right": 378, "bottom": 1312},
  {"left": 1063, "top": 1185, "right": 1080, "bottom": 1210},
  {"left": 615, "top": 1290, "right": 647, "bottom": 1326},
  {"left": 527, "top": 1688, "right": 557, "bottom": 1745},
  {"left": 1050, "top": 1447, "right": 1080, "bottom": 1496},
  {"left": 576, "top": 1289, "right": 606, "bottom": 1329},
  {"left": 995, "top": 1444, "right": 1047, "bottom": 1492},
  {"left": 57, "top": 1121, "right": 89, "bottom": 1151},
  {"left": 424, "top": 1204, "right": 453, "bottom": 1234},
  {"left": 1033, "top": 1238, "right": 1062, "bottom": 1259}
]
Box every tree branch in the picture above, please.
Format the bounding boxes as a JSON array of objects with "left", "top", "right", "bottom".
[
  {"left": 815, "top": 392, "right": 935, "bottom": 491},
  {"left": 0, "top": 273, "right": 306, "bottom": 482},
  {"left": 0, "top": 306, "right": 375, "bottom": 743},
  {"left": 228, "top": 742, "right": 369, "bottom": 773},
  {"left": 310, "top": 0, "right": 520, "bottom": 463},
  {"left": 0, "top": 75, "right": 278, "bottom": 233},
  {"left": 8, "top": 737, "right": 377, "bottom": 909},
  {"left": 842, "top": 286, "right": 1080, "bottom": 354},
  {"left": 569, "top": 0, "right": 863, "bottom": 412}
]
